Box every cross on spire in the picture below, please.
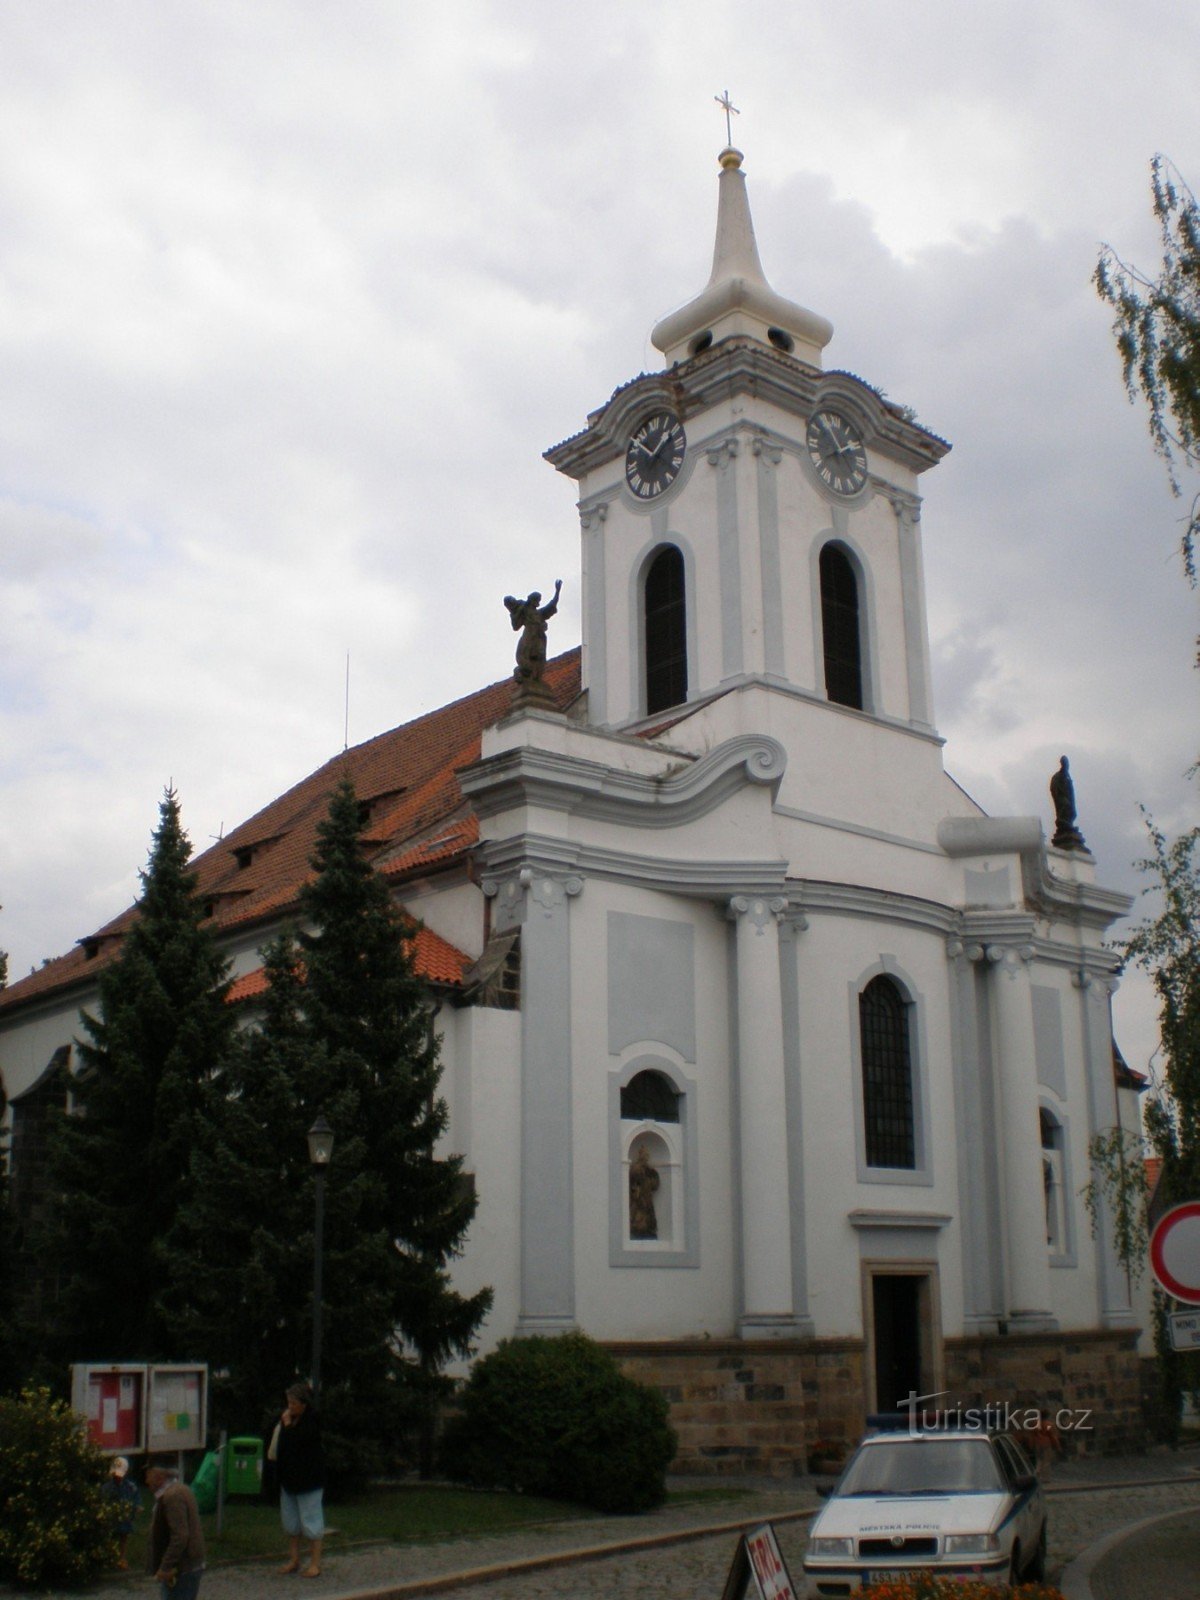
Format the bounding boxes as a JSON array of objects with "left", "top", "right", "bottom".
[{"left": 714, "top": 88, "right": 740, "bottom": 147}]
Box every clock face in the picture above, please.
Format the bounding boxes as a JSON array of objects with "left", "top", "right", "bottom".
[
  {"left": 806, "top": 409, "right": 869, "bottom": 496},
  {"left": 625, "top": 411, "right": 687, "bottom": 500}
]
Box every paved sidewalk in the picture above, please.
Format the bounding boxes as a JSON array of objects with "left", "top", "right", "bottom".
[
  {"left": 6, "top": 1454, "right": 1198, "bottom": 1600},
  {"left": 1062, "top": 1501, "right": 1200, "bottom": 1600}
]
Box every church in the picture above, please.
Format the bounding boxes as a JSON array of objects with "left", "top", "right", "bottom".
[{"left": 0, "top": 142, "right": 1147, "bottom": 1469}]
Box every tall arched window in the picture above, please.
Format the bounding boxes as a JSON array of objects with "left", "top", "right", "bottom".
[
  {"left": 820, "top": 543, "right": 863, "bottom": 709},
  {"left": 859, "top": 975, "right": 915, "bottom": 1168},
  {"left": 644, "top": 545, "right": 687, "bottom": 715}
]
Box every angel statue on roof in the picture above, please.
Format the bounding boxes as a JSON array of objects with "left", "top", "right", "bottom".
[{"left": 504, "top": 578, "right": 562, "bottom": 689}]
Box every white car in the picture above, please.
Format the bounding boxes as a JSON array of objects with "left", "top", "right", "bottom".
[{"left": 802, "top": 1426, "right": 1047, "bottom": 1595}]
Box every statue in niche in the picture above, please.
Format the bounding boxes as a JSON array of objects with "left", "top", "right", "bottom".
[
  {"left": 504, "top": 580, "right": 562, "bottom": 704},
  {"left": 1049, "top": 755, "right": 1087, "bottom": 851},
  {"left": 629, "top": 1142, "right": 660, "bottom": 1240}
]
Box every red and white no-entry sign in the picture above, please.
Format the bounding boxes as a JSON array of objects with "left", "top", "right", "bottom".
[{"left": 1149, "top": 1201, "right": 1200, "bottom": 1305}]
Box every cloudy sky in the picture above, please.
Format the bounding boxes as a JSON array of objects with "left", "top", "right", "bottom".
[{"left": 1, "top": 0, "right": 1196, "bottom": 1074}]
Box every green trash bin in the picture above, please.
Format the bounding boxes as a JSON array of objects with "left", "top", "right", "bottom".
[
  {"left": 189, "top": 1449, "right": 220, "bottom": 1514},
  {"left": 225, "top": 1435, "right": 264, "bottom": 1497}
]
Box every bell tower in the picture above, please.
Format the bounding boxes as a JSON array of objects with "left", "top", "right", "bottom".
[{"left": 545, "top": 146, "right": 950, "bottom": 735}]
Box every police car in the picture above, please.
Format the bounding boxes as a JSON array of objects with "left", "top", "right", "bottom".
[{"left": 802, "top": 1422, "right": 1047, "bottom": 1595}]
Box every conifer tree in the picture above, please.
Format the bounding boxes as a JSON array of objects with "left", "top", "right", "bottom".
[
  {"left": 167, "top": 778, "right": 489, "bottom": 1480},
  {"left": 41, "top": 788, "right": 232, "bottom": 1362}
]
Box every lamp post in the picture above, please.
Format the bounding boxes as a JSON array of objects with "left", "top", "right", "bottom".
[{"left": 306, "top": 1113, "right": 335, "bottom": 1400}]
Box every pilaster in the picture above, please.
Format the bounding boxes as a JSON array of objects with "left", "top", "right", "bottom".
[
  {"left": 727, "top": 893, "right": 802, "bottom": 1337},
  {"left": 983, "top": 940, "right": 1056, "bottom": 1330},
  {"left": 483, "top": 865, "right": 584, "bottom": 1334},
  {"left": 706, "top": 437, "right": 743, "bottom": 680},
  {"left": 1075, "top": 969, "right": 1136, "bottom": 1328},
  {"left": 751, "top": 436, "right": 785, "bottom": 679}
]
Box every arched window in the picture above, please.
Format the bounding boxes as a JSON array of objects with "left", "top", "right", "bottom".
[
  {"left": 644, "top": 545, "right": 687, "bottom": 715},
  {"left": 621, "top": 1069, "right": 680, "bottom": 1123},
  {"left": 859, "top": 975, "right": 915, "bottom": 1169},
  {"left": 820, "top": 544, "right": 863, "bottom": 710}
]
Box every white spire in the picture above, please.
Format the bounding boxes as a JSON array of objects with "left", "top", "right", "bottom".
[{"left": 651, "top": 147, "right": 833, "bottom": 367}]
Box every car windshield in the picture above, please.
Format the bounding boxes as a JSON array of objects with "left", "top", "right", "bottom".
[{"left": 839, "top": 1438, "right": 1005, "bottom": 1497}]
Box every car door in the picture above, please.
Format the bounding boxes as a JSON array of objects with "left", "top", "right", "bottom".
[{"left": 995, "top": 1435, "right": 1042, "bottom": 1567}]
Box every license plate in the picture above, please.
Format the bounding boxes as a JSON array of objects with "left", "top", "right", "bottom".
[{"left": 867, "top": 1573, "right": 907, "bottom": 1584}]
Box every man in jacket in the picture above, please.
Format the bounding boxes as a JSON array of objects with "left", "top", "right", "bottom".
[{"left": 144, "top": 1462, "right": 206, "bottom": 1599}]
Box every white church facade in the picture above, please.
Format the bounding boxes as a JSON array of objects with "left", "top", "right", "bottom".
[{"left": 1, "top": 146, "right": 1146, "bottom": 1468}]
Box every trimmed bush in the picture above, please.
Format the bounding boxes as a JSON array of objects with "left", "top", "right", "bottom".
[
  {"left": 0, "top": 1387, "right": 119, "bottom": 1589},
  {"left": 440, "top": 1331, "right": 676, "bottom": 1513}
]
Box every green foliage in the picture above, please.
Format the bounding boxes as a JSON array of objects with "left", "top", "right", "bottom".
[
  {"left": 1081, "top": 1126, "right": 1150, "bottom": 1283},
  {"left": 440, "top": 1331, "right": 677, "bottom": 1514},
  {"left": 1124, "top": 812, "right": 1200, "bottom": 1205},
  {"left": 38, "top": 788, "right": 233, "bottom": 1363},
  {"left": 165, "top": 777, "right": 490, "bottom": 1487},
  {"left": 1096, "top": 155, "right": 1200, "bottom": 594},
  {"left": 1085, "top": 807, "right": 1200, "bottom": 1427},
  {"left": 0, "top": 1387, "right": 118, "bottom": 1588}
]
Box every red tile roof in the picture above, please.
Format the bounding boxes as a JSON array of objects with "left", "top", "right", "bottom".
[
  {"left": 0, "top": 650, "right": 581, "bottom": 1017},
  {"left": 226, "top": 923, "right": 470, "bottom": 1004}
]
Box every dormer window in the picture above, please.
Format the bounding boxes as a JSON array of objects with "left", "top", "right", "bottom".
[
  {"left": 81, "top": 937, "right": 99, "bottom": 960},
  {"left": 233, "top": 846, "right": 254, "bottom": 871}
]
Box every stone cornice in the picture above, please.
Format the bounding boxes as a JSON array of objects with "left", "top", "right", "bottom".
[
  {"left": 848, "top": 1209, "right": 952, "bottom": 1231},
  {"left": 939, "top": 816, "right": 1133, "bottom": 933},
  {"left": 476, "top": 833, "right": 790, "bottom": 901},
  {"left": 544, "top": 339, "right": 949, "bottom": 482},
  {"left": 459, "top": 733, "right": 787, "bottom": 828}
]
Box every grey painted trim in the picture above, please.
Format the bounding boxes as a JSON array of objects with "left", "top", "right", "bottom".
[
  {"left": 778, "top": 918, "right": 814, "bottom": 1333},
  {"left": 848, "top": 956, "right": 934, "bottom": 1188},
  {"left": 848, "top": 1210, "right": 951, "bottom": 1230},
  {"left": 1076, "top": 973, "right": 1135, "bottom": 1326},
  {"left": 1038, "top": 1095, "right": 1078, "bottom": 1269},
  {"left": 478, "top": 834, "right": 790, "bottom": 900},
  {"left": 461, "top": 732, "right": 786, "bottom": 828},
  {"left": 939, "top": 817, "right": 1043, "bottom": 855},
  {"left": 753, "top": 439, "right": 785, "bottom": 678},
  {"left": 775, "top": 802, "right": 945, "bottom": 858},
  {"left": 608, "top": 1056, "right": 700, "bottom": 1268},
  {"left": 945, "top": 943, "right": 1002, "bottom": 1324},
  {"left": 1032, "top": 986, "right": 1068, "bottom": 1100},
  {"left": 808, "top": 531, "right": 879, "bottom": 716},
  {"left": 616, "top": 668, "right": 947, "bottom": 746},
  {"left": 508, "top": 870, "right": 582, "bottom": 1333},
  {"left": 628, "top": 533, "right": 702, "bottom": 721},
  {"left": 607, "top": 911, "right": 696, "bottom": 1062},
  {"left": 545, "top": 347, "right": 950, "bottom": 483},
  {"left": 893, "top": 498, "right": 935, "bottom": 732},
  {"left": 580, "top": 504, "right": 609, "bottom": 726},
  {"left": 726, "top": 915, "right": 746, "bottom": 1322},
  {"left": 708, "top": 438, "right": 743, "bottom": 679}
]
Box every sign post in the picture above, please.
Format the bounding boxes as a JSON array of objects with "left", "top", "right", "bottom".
[{"left": 1149, "top": 1201, "right": 1200, "bottom": 1306}]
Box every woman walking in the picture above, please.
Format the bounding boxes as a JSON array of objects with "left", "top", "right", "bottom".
[{"left": 275, "top": 1382, "right": 325, "bottom": 1578}]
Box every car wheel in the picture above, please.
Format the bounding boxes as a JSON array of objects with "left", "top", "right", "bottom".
[{"left": 1028, "top": 1521, "right": 1047, "bottom": 1581}]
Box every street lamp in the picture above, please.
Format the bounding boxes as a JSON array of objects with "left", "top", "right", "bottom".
[{"left": 306, "top": 1114, "right": 335, "bottom": 1400}]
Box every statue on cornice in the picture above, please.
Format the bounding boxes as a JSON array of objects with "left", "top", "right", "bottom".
[
  {"left": 1050, "top": 756, "right": 1087, "bottom": 852},
  {"left": 504, "top": 579, "right": 562, "bottom": 704}
]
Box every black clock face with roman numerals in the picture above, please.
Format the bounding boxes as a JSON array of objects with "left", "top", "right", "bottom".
[
  {"left": 806, "top": 408, "right": 869, "bottom": 496},
  {"left": 625, "top": 411, "right": 687, "bottom": 500}
]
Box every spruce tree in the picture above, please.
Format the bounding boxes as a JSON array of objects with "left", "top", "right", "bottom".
[
  {"left": 167, "top": 778, "right": 490, "bottom": 1481},
  {"left": 41, "top": 788, "right": 232, "bottom": 1362}
]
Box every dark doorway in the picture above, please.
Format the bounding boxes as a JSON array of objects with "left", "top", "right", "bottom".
[{"left": 872, "top": 1273, "right": 923, "bottom": 1413}]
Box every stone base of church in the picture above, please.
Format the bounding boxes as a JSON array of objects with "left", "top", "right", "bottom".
[
  {"left": 943, "top": 1327, "right": 1146, "bottom": 1455},
  {"left": 605, "top": 1338, "right": 866, "bottom": 1477},
  {"left": 606, "top": 1327, "right": 1145, "bottom": 1475}
]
